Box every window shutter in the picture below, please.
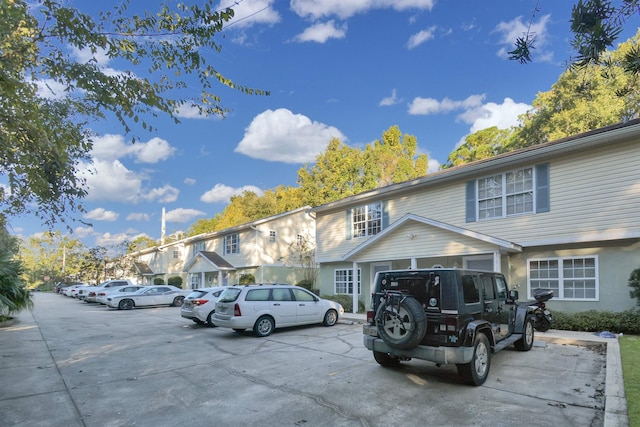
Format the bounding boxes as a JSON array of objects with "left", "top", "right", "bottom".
[
  {"left": 236, "top": 234, "right": 240, "bottom": 252},
  {"left": 465, "top": 180, "right": 476, "bottom": 223},
  {"left": 382, "top": 200, "right": 389, "bottom": 228},
  {"left": 536, "top": 163, "right": 550, "bottom": 213},
  {"left": 345, "top": 209, "right": 352, "bottom": 240}
]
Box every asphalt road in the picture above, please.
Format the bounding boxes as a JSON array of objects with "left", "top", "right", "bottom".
[{"left": 0, "top": 292, "right": 609, "bottom": 427}]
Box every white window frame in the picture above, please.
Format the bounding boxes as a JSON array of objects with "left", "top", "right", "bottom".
[
  {"left": 334, "top": 268, "right": 361, "bottom": 295},
  {"left": 172, "top": 250, "right": 179, "bottom": 259},
  {"left": 352, "top": 202, "right": 382, "bottom": 238},
  {"left": 477, "top": 167, "right": 534, "bottom": 220},
  {"left": 268, "top": 230, "right": 277, "bottom": 243},
  {"left": 527, "top": 256, "right": 599, "bottom": 301},
  {"left": 224, "top": 233, "right": 239, "bottom": 255}
]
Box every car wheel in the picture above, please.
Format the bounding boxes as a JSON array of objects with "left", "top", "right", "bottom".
[
  {"left": 118, "top": 299, "right": 134, "bottom": 310},
  {"left": 172, "top": 296, "right": 184, "bottom": 307},
  {"left": 515, "top": 318, "right": 535, "bottom": 351},
  {"left": 373, "top": 351, "right": 401, "bottom": 368},
  {"left": 456, "top": 332, "right": 491, "bottom": 386},
  {"left": 206, "top": 311, "right": 217, "bottom": 327},
  {"left": 376, "top": 296, "right": 426, "bottom": 350},
  {"left": 323, "top": 309, "right": 338, "bottom": 326},
  {"left": 253, "top": 315, "right": 275, "bottom": 337}
]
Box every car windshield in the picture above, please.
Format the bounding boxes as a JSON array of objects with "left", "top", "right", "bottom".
[{"left": 217, "top": 288, "right": 241, "bottom": 303}]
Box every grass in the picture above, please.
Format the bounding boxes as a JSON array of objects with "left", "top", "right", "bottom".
[{"left": 620, "top": 335, "right": 640, "bottom": 426}]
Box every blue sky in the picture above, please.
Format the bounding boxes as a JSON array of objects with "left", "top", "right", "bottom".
[{"left": 8, "top": 0, "right": 638, "bottom": 248}]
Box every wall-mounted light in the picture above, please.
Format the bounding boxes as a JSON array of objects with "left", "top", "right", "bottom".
[{"left": 406, "top": 233, "right": 417, "bottom": 239}]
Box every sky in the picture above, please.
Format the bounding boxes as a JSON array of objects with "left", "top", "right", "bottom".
[{"left": 7, "top": 0, "right": 639, "bottom": 248}]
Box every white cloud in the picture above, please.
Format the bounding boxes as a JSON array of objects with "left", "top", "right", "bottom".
[
  {"left": 90, "top": 134, "right": 176, "bottom": 164},
  {"left": 141, "top": 185, "right": 180, "bottom": 203},
  {"left": 291, "top": 0, "right": 435, "bottom": 20},
  {"left": 379, "top": 89, "right": 402, "bottom": 106},
  {"left": 84, "top": 208, "right": 119, "bottom": 222},
  {"left": 200, "top": 184, "right": 264, "bottom": 203},
  {"left": 33, "top": 78, "right": 68, "bottom": 100},
  {"left": 494, "top": 14, "right": 552, "bottom": 61},
  {"left": 408, "top": 94, "right": 486, "bottom": 115},
  {"left": 127, "top": 212, "right": 150, "bottom": 221},
  {"left": 219, "top": 0, "right": 281, "bottom": 28},
  {"left": 174, "top": 103, "right": 223, "bottom": 120},
  {"left": 164, "top": 208, "right": 206, "bottom": 223},
  {"left": 184, "top": 178, "right": 196, "bottom": 186},
  {"left": 95, "top": 232, "right": 131, "bottom": 247},
  {"left": 461, "top": 97, "right": 531, "bottom": 133},
  {"left": 294, "top": 21, "right": 347, "bottom": 43},
  {"left": 73, "top": 226, "right": 94, "bottom": 239},
  {"left": 80, "top": 159, "right": 143, "bottom": 203},
  {"left": 235, "top": 108, "right": 346, "bottom": 163},
  {"left": 427, "top": 158, "right": 441, "bottom": 173},
  {"left": 407, "top": 26, "right": 436, "bottom": 49},
  {"left": 70, "top": 46, "right": 110, "bottom": 66}
]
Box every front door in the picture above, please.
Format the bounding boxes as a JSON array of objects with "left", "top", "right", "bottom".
[{"left": 480, "top": 274, "right": 510, "bottom": 339}]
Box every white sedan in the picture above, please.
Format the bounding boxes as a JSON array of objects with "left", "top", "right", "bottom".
[{"left": 106, "top": 286, "right": 190, "bottom": 310}]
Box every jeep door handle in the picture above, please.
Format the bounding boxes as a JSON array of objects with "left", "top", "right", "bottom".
[{"left": 485, "top": 307, "right": 493, "bottom": 313}]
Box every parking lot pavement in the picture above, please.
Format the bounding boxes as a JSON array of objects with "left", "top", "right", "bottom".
[{"left": 0, "top": 293, "right": 628, "bottom": 427}]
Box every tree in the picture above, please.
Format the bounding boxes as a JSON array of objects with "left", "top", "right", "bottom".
[
  {"left": 78, "top": 246, "right": 108, "bottom": 285},
  {"left": 0, "top": 217, "right": 32, "bottom": 318},
  {"left": 284, "top": 231, "right": 319, "bottom": 288},
  {"left": 445, "top": 127, "right": 513, "bottom": 168},
  {"left": 1, "top": 0, "right": 268, "bottom": 229},
  {"left": 19, "top": 231, "right": 84, "bottom": 286},
  {"left": 510, "top": 0, "right": 640, "bottom": 71}
]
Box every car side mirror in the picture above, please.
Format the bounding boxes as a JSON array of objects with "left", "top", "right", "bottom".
[{"left": 507, "top": 290, "right": 518, "bottom": 302}]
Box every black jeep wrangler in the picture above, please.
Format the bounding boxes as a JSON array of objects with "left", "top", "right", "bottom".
[{"left": 363, "top": 268, "right": 535, "bottom": 386}]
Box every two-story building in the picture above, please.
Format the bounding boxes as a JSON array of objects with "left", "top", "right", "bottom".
[
  {"left": 312, "top": 119, "right": 640, "bottom": 314},
  {"left": 131, "top": 206, "right": 316, "bottom": 289}
]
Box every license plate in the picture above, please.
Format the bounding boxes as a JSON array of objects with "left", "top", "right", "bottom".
[{"left": 363, "top": 325, "right": 378, "bottom": 336}]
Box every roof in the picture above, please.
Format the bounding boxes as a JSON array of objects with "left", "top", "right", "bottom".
[
  {"left": 311, "top": 118, "right": 640, "bottom": 213},
  {"left": 182, "top": 251, "right": 235, "bottom": 272},
  {"left": 133, "top": 262, "right": 154, "bottom": 275}
]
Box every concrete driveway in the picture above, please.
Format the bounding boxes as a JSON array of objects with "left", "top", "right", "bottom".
[{"left": 0, "top": 293, "right": 623, "bottom": 426}]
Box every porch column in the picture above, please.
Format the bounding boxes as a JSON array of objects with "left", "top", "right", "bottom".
[
  {"left": 352, "top": 262, "right": 358, "bottom": 314},
  {"left": 493, "top": 250, "right": 501, "bottom": 272},
  {"left": 410, "top": 257, "right": 417, "bottom": 269}
]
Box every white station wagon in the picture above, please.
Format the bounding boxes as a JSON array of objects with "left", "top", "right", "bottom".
[{"left": 212, "top": 284, "right": 344, "bottom": 337}]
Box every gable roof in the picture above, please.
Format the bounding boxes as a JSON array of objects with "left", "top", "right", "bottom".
[
  {"left": 311, "top": 118, "right": 640, "bottom": 213},
  {"left": 182, "top": 251, "right": 235, "bottom": 272},
  {"left": 133, "top": 262, "right": 154, "bottom": 275},
  {"left": 341, "top": 213, "right": 522, "bottom": 261}
]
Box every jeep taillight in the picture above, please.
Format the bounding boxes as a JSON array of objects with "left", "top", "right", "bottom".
[
  {"left": 445, "top": 316, "right": 458, "bottom": 332},
  {"left": 234, "top": 303, "right": 242, "bottom": 316},
  {"left": 366, "top": 310, "right": 374, "bottom": 324}
]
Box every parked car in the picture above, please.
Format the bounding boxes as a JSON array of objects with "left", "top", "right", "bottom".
[
  {"left": 105, "top": 286, "right": 190, "bottom": 310},
  {"left": 96, "top": 285, "right": 146, "bottom": 305},
  {"left": 363, "top": 268, "right": 535, "bottom": 386},
  {"left": 212, "top": 284, "right": 344, "bottom": 337},
  {"left": 61, "top": 283, "right": 88, "bottom": 297},
  {"left": 181, "top": 287, "right": 226, "bottom": 326},
  {"left": 85, "top": 280, "right": 138, "bottom": 303},
  {"left": 76, "top": 286, "right": 96, "bottom": 301}
]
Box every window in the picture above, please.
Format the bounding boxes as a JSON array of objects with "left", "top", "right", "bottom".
[
  {"left": 172, "top": 250, "right": 179, "bottom": 259},
  {"left": 352, "top": 202, "right": 382, "bottom": 238},
  {"left": 224, "top": 233, "right": 239, "bottom": 255},
  {"left": 528, "top": 257, "right": 598, "bottom": 300},
  {"left": 193, "top": 241, "right": 205, "bottom": 255},
  {"left": 268, "top": 230, "right": 277, "bottom": 243},
  {"left": 246, "top": 289, "right": 270, "bottom": 301},
  {"left": 477, "top": 168, "right": 533, "bottom": 220},
  {"left": 334, "top": 268, "right": 361, "bottom": 295},
  {"left": 461, "top": 275, "right": 480, "bottom": 304}
]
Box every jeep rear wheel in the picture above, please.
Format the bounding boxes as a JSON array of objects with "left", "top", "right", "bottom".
[
  {"left": 514, "top": 318, "right": 534, "bottom": 351},
  {"left": 373, "top": 351, "right": 401, "bottom": 367},
  {"left": 456, "top": 332, "right": 491, "bottom": 386},
  {"left": 376, "top": 296, "right": 426, "bottom": 350}
]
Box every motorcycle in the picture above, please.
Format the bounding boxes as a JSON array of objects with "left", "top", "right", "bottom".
[{"left": 529, "top": 288, "right": 554, "bottom": 332}]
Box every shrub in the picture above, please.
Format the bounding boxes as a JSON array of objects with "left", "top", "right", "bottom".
[
  {"left": 551, "top": 309, "right": 640, "bottom": 335},
  {"left": 629, "top": 267, "right": 640, "bottom": 306},
  {"left": 321, "top": 294, "right": 365, "bottom": 313},
  {"left": 167, "top": 276, "right": 182, "bottom": 288},
  {"left": 239, "top": 274, "right": 255, "bottom": 285},
  {"left": 154, "top": 278, "right": 165, "bottom": 285},
  {"left": 296, "top": 280, "right": 319, "bottom": 295}
]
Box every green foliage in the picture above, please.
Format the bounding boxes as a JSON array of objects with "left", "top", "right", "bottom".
[
  {"left": 551, "top": 309, "right": 640, "bottom": 334},
  {"left": 167, "top": 276, "right": 182, "bottom": 287},
  {"left": 619, "top": 335, "right": 640, "bottom": 427},
  {"left": 296, "top": 280, "right": 319, "bottom": 295},
  {"left": 239, "top": 274, "right": 255, "bottom": 285},
  {"left": 153, "top": 278, "right": 165, "bottom": 285},
  {"left": 321, "top": 294, "right": 365, "bottom": 313},
  {"left": 445, "top": 127, "right": 512, "bottom": 168},
  {"left": 0, "top": 219, "right": 33, "bottom": 316},
  {"left": 1, "top": 0, "right": 267, "bottom": 229},
  {"left": 629, "top": 266, "right": 640, "bottom": 305}
]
